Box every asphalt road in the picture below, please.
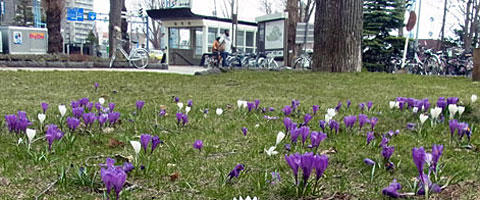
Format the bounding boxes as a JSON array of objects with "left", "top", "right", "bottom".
[{"left": 0, "top": 66, "right": 207, "bottom": 75}]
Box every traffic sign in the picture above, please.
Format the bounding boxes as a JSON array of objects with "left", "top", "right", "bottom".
[
  {"left": 67, "top": 8, "right": 77, "bottom": 21},
  {"left": 77, "top": 8, "right": 84, "bottom": 21},
  {"left": 88, "top": 12, "right": 96, "bottom": 21}
]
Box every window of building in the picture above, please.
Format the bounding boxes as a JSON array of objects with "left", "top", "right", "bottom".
[
  {"left": 207, "top": 27, "right": 218, "bottom": 52},
  {"left": 169, "top": 28, "right": 190, "bottom": 49},
  {"left": 236, "top": 30, "right": 244, "bottom": 47},
  {"left": 194, "top": 28, "right": 203, "bottom": 56}
]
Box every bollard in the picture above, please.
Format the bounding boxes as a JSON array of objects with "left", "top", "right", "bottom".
[{"left": 473, "top": 48, "right": 480, "bottom": 81}]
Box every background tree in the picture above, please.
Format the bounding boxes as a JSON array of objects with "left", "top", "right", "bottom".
[
  {"left": 121, "top": 4, "right": 129, "bottom": 53},
  {"left": 86, "top": 30, "right": 99, "bottom": 46},
  {"left": 42, "top": 0, "right": 65, "bottom": 53},
  {"left": 286, "top": 0, "right": 299, "bottom": 66},
  {"left": 141, "top": 0, "right": 163, "bottom": 50},
  {"left": 14, "top": 0, "right": 34, "bottom": 27},
  {"left": 313, "top": 0, "right": 363, "bottom": 72},
  {"left": 363, "top": 0, "right": 406, "bottom": 72},
  {"left": 454, "top": 0, "right": 480, "bottom": 52},
  {"left": 109, "top": 0, "right": 125, "bottom": 57}
]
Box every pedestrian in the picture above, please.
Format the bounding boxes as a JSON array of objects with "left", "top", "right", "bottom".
[
  {"left": 219, "top": 30, "right": 231, "bottom": 67},
  {"left": 212, "top": 37, "right": 221, "bottom": 67}
]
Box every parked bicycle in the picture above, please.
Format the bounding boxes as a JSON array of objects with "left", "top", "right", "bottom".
[
  {"left": 257, "top": 52, "right": 279, "bottom": 69},
  {"left": 293, "top": 51, "right": 313, "bottom": 69},
  {"left": 110, "top": 40, "right": 149, "bottom": 69}
]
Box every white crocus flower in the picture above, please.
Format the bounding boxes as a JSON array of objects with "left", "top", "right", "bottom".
[
  {"left": 389, "top": 101, "right": 396, "bottom": 109},
  {"left": 419, "top": 114, "right": 428, "bottom": 125},
  {"left": 38, "top": 113, "right": 46, "bottom": 124},
  {"left": 237, "top": 100, "right": 248, "bottom": 109},
  {"left": 130, "top": 141, "right": 141, "bottom": 155},
  {"left": 448, "top": 104, "right": 458, "bottom": 119},
  {"left": 185, "top": 106, "right": 191, "bottom": 114},
  {"left": 458, "top": 106, "right": 465, "bottom": 116},
  {"left": 58, "top": 105, "right": 67, "bottom": 117},
  {"left": 265, "top": 146, "right": 278, "bottom": 156},
  {"left": 255, "top": 124, "right": 260, "bottom": 128},
  {"left": 394, "top": 101, "right": 400, "bottom": 108},
  {"left": 324, "top": 114, "right": 332, "bottom": 124},
  {"left": 327, "top": 108, "right": 336, "bottom": 117},
  {"left": 430, "top": 107, "right": 442, "bottom": 120},
  {"left": 177, "top": 102, "right": 184, "bottom": 110},
  {"left": 276, "top": 131, "right": 285, "bottom": 146},
  {"left": 472, "top": 95, "right": 478, "bottom": 103},
  {"left": 17, "top": 138, "right": 23, "bottom": 145},
  {"left": 412, "top": 107, "right": 419, "bottom": 113},
  {"left": 216, "top": 108, "right": 223, "bottom": 115},
  {"left": 26, "top": 128, "right": 36, "bottom": 144},
  {"left": 99, "top": 97, "right": 105, "bottom": 105},
  {"left": 234, "top": 196, "right": 258, "bottom": 200}
]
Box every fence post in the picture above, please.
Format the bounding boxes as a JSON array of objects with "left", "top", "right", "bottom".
[{"left": 473, "top": 48, "right": 480, "bottom": 81}]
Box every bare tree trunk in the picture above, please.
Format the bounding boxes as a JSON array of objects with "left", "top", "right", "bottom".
[
  {"left": 109, "top": 0, "right": 124, "bottom": 57},
  {"left": 466, "top": 1, "right": 480, "bottom": 52},
  {"left": 313, "top": 0, "right": 363, "bottom": 72},
  {"left": 287, "top": 0, "right": 299, "bottom": 66},
  {"left": 464, "top": 0, "right": 473, "bottom": 51},
  {"left": 121, "top": 3, "right": 129, "bottom": 53},
  {"left": 440, "top": 0, "right": 448, "bottom": 48},
  {"left": 43, "top": 0, "right": 65, "bottom": 53}
]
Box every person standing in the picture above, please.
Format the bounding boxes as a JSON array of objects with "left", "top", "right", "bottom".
[{"left": 219, "top": 30, "right": 232, "bottom": 67}]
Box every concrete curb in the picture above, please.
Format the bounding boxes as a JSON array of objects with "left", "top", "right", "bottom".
[{"left": 0, "top": 61, "right": 168, "bottom": 70}]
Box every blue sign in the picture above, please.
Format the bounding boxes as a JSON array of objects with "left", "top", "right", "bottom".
[
  {"left": 76, "top": 8, "right": 84, "bottom": 21},
  {"left": 67, "top": 8, "right": 77, "bottom": 21},
  {"left": 88, "top": 12, "right": 96, "bottom": 21}
]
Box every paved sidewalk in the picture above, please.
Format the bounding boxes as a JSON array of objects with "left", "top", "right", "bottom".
[{"left": 0, "top": 66, "right": 208, "bottom": 75}]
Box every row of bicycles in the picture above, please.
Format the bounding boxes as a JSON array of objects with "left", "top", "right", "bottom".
[
  {"left": 388, "top": 47, "right": 474, "bottom": 77},
  {"left": 203, "top": 50, "right": 314, "bottom": 69}
]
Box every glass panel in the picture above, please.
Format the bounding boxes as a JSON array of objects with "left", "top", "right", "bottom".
[
  {"left": 169, "top": 28, "right": 179, "bottom": 49},
  {"left": 220, "top": 28, "right": 229, "bottom": 36},
  {"left": 208, "top": 27, "right": 217, "bottom": 44},
  {"left": 246, "top": 32, "right": 254, "bottom": 47},
  {"left": 246, "top": 48, "right": 253, "bottom": 53},
  {"left": 195, "top": 29, "right": 203, "bottom": 55},
  {"left": 237, "top": 31, "right": 244, "bottom": 46},
  {"left": 179, "top": 29, "right": 190, "bottom": 49}
]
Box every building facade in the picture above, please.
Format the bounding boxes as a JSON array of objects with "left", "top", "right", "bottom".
[
  {"left": 1, "top": 0, "right": 43, "bottom": 27},
  {"left": 63, "top": 0, "right": 95, "bottom": 44}
]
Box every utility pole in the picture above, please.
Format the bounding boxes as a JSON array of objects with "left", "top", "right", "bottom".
[
  {"left": 440, "top": 0, "right": 448, "bottom": 51},
  {"left": 231, "top": 0, "right": 237, "bottom": 52},
  {"left": 213, "top": 0, "right": 218, "bottom": 16},
  {"left": 414, "top": 0, "right": 422, "bottom": 48}
]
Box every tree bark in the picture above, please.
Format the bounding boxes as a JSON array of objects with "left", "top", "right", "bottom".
[
  {"left": 287, "top": 0, "right": 299, "bottom": 66},
  {"left": 109, "top": 0, "right": 125, "bottom": 57},
  {"left": 313, "top": 0, "right": 363, "bottom": 72},
  {"left": 121, "top": 4, "right": 129, "bottom": 53},
  {"left": 43, "top": 0, "right": 65, "bottom": 53}
]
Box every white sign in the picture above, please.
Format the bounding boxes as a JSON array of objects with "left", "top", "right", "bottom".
[
  {"left": 265, "top": 20, "right": 284, "bottom": 49},
  {"left": 164, "top": 0, "right": 192, "bottom": 8}
]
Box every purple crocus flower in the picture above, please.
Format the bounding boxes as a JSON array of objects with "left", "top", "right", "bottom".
[
  {"left": 343, "top": 115, "right": 357, "bottom": 129},
  {"left": 285, "top": 153, "right": 301, "bottom": 184},
  {"left": 282, "top": 106, "right": 292, "bottom": 116},
  {"left": 108, "top": 112, "right": 120, "bottom": 125},
  {"left": 187, "top": 99, "right": 193, "bottom": 107},
  {"left": 41, "top": 102, "right": 49, "bottom": 113},
  {"left": 4, "top": 114, "right": 17, "bottom": 133},
  {"left": 382, "top": 146, "right": 395, "bottom": 160},
  {"left": 359, "top": 103, "right": 365, "bottom": 111},
  {"left": 358, "top": 114, "right": 368, "bottom": 131},
  {"left": 364, "top": 158, "right": 375, "bottom": 166},
  {"left": 379, "top": 134, "right": 389, "bottom": 148},
  {"left": 86, "top": 102, "right": 93, "bottom": 112},
  {"left": 79, "top": 98, "right": 89, "bottom": 107},
  {"left": 71, "top": 100, "right": 80, "bottom": 109},
  {"left": 406, "top": 122, "right": 416, "bottom": 130},
  {"left": 94, "top": 82, "right": 99, "bottom": 91},
  {"left": 283, "top": 117, "right": 292, "bottom": 133},
  {"left": 398, "top": 101, "right": 405, "bottom": 110},
  {"left": 303, "top": 114, "right": 312, "bottom": 125},
  {"left": 437, "top": 97, "right": 446, "bottom": 109},
  {"left": 449, "top": 120, "right": 458, "bottom": 138},
  {"left": 122, "top": 162, "right": 134, "bottom": 173},
  {"left": 457, "top": 122, "right": 470, "bottom": 140},
  {"left": 310, "top": 131, "right": 327, "bottom": 148},
  {"left": 181, "top": 114, "right": 188, "bottom": 126},
  {"left": 140, "top": 134, "right": 151, "bottom": 153},
  {"left": 72, "top": 107, "right": 84, "bottom": 118},
  {"left": 136, "top": 100, "right": 145, "bottom": 111},
  {"left": 369, "top": 117, "right": 378, "bottom": 131},
  {"left": 270, "top": 172, "right": 282, "bottom": 185},
  {"left": 227, "top": 164, "right": 245, "bottom": 180},
  {"left": 382, "top": 179, "right": 402, "bottom": 198},
  {"left": 174, "top": 96, "right": 179, "bottom": 102},
  {"left": 242, "top": 127, "right": 248, "bottom": 136},
  {"left": 290, "top": 128, "right": 301, "bottom": 143},
  {"left": 447, "top": 97, "right": 459, "bottom": 105},
  {"left": 254, "top": 99, "right": 260, "bottom": 109},
  {"left": 417, "top": 174, "right": 442, "bottom": 195},
  {"left": 423, "top": 98, "right": 430, "bottom": 111},
  {"left": 366, "top": 132, "right": 375, "bottom": 145},
  {"left": 45, "top": 124, "right": 64, "bottom": 151},
  {"left": 300, "top": 152, "right": 315, "bottom": 184},
  {"left": 312, "top": 105, "right": 319, "bottom": 115},
  {"left": 412, "top": 147, "right": 426, "bottom": 183},
  {"left": 300, "top": 126, "right": 310, "bottom": 145},
  {"left": 431, "top": 144, "right": 443, "bottom": 172},
  {"left": 285, "top": 144, "right": 291, "bottom": 151},
  {"left": 159, "top": 109, "right": 166, "bottom": 117},
  {"left": 291, "top": 99, "right": 300, "bottom": 111},
  {"left": 367, "top": 101, "right": 373, "bottom": 110},
  {"left": 95, "top": 102, "right": 102, "bottom": 113},
  {"left": 151, "top": 136, "right": 162, "bottom": 153},
  {"left": 100, "top": 165, "right": 127, "bottom": 200},
  {"left": 109, "top": 103, "right": 116, "bottom": 112},
  {"left": 335, "top": 101, "right": 342, "bottom": 111},
  {"left": 329, "top": 120, "right": 339, "bottom": 134},
  {"left": 247, "top": 102, "right": 255, "bottom": 112},
  {"left": 176, "top": 113, "right": 183, "bottom": 124},
  {"left": 5, "top": 112, "right": 32, "bottom": 134},
  {"left": 98, "top": 114, "right": 108, "bottom": 127},
  {"left": 82, "top": 113, "right": 96, "bottom": 128},
  {"left": 314, "top": 154, "right": 328, "bottom": 181},
  {"left": 269, "top": 107, "right": 275, "bottom": 112},
  {"left": 314, "top": 121, "right": 323, "bottom": 133},
  {"left": 66, "top": 117, "right": 80, "bottom": 132},
  {"left": 193, "top": 140, "right": 203, "bottom": 151}
]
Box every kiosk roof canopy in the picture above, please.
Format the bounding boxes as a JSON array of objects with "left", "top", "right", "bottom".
[{"left": 147, "top": 8, "right": 257, "bottom": 27}]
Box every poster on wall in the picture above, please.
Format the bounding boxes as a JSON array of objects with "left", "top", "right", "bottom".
[
  {"left": 13, "top": 32, "right": 22, "bottom": 45},
  {"left": 265, "top": 20, "right": 284, "bottom": 50}
]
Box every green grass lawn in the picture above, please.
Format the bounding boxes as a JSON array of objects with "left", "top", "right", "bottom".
[{"left": 0, "top": 70, "right": 480, "bottom": 199}]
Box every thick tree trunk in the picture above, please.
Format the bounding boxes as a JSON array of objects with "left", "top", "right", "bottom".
[
  {"left": 109, "top": 0, "right": 125, "bottom": 57},
  {"left": 121, "top": 4, "right": 129, "bottom": 53},
  {"left": 44, "top": 0, "right": 64, "bottom": 53},
  {"left": 313, "top": 0, "right": 363, "bottom": 72},
  {"left": 287, "top": 0, "right": 299, "bottom": 66}
]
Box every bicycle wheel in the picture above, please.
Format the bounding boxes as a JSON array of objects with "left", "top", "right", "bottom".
[
  {"left": 267, "top": 59, "right": 279, "bottom": 69},
  {"left": 256, "top": 57, "right": 266, "bottom": 68},
  {"left": 109, "top": 54, "right": 116, "bottom": 68},
  {"left": 293, "top": 57, "right": 303, "bottom": 69},
  {"left": 130, "top": 49, "right": 149, "bottom": 69}
]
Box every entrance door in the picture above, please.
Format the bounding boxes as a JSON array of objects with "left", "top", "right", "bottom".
[{"left": 168, "top": 27, "right": 203, "bottom": 66}]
